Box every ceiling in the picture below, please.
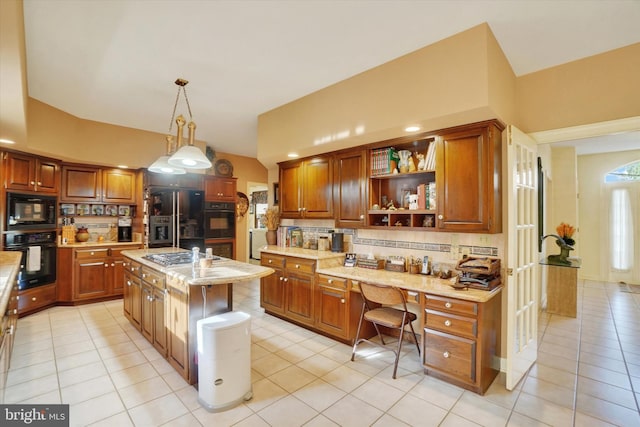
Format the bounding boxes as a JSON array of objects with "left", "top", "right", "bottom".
[{"left": 22, "top": 0, "right": 640, "bottom": 159}]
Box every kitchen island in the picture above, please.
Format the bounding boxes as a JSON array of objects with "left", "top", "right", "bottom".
[
  {"left": 121, "top": 248, "right": 274, "bottom": 384},
  {"left": 0, "top": 251, "right": 21, "bottom": 403}
]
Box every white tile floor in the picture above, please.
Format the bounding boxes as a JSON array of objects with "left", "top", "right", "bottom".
[{"left": 5, "top": 279, "right": 640, "bottom": 426}]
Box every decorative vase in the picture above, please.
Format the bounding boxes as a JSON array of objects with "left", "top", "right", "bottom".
[
  {"left": 76, "top": 227, "right": 90, "bottom": 243},
  {"left": 266, "top": 230, "right": 277, "bottom": 246},
  {"left": 398, "top": 150, "right": 412, "bottom": 173}
]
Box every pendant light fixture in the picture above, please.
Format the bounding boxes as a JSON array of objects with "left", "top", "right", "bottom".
[{"left": 148, "top": 78, "right": 212, "bottom": 173}]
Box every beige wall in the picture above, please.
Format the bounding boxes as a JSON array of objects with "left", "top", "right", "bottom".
[
  {"left": 516, "top": 43, "right": 640, "bottom": 133},
  {"left": 549, "top": 146, "right": 579, "bottom": 252},
  {"left": 257, "top": 23, "right": 516, "bottom": 168},
  {"left": 0, "top": 0, "right": 28, "bottom": 145},
  {"left": 577, "top": 149, "right": 640, "bottom": 281}
]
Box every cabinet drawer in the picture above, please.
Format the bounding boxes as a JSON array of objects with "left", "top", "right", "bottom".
[
  {"left": 425, "top": 309, "right": 477, "bottom": 339},
  {"left": 423, "top": 328, "right": 476, "bottom": 382},
  {"left": 110, "top": 246, "right": 140, "bottom": 257},
  {"left": 18, "top": 284, "right": 57, "bottom": 314},
  {"left": 126, "top": 260, "right": 142, "bottom": 275},
  {"left": 317, "top": 274, "right": 347, "bottom": 289},
  {"left": 261, "top": 253, "right": 285, "bottom": 269},
  {"left": 75, "top": 248, "right": 109, "bottom": 260},
  {"left": 425, "top": 294, "right": 478, "bottom": 317},
  {"left": 286, "top": 258, "right": 315, "bottom": 275},
  {"left": 141, "top": 267, "right": 165, "bottom": 289}
]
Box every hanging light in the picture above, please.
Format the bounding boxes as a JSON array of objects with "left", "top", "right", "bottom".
[
  {"left": 148, "top": 78, "right": 211, "bottom": 173},
  {"left": 148, "top": 135, "right": 186, "bottom": 174}
]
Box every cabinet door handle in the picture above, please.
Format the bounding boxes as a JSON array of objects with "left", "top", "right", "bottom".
[
  {"left": 152, "top": 279, "right": 157, "bottom": 284},
  {"left": 104, "top": 263, "right": 109, "bottom": 268},
  {"left": 127, "top": 280, "right": 132, "bottom": 286},
  {"left": 295, "top": 264, "right": 300, "bottom": 269},
  {"left": 438, "top": 214, "right": 444, "bottom": 220},
  {"left": 31, "top": 297, "right": 37, "bottom": 301},
  {"left": 328, "top": 279, "right": 333, "bottom": 284},
  {"left": 360, "top": 214, "right": 364, "bottom": 220},
  {"left": 444, "top": 320, "right": 451, "bottom": 327},
  {"left": 283, "top": 278, "right": 288, "bottom": 282},
  {"left": 90, "top": 251, "right": 95, "bottom": 256},
  {"left": 340, "top": 298, "right": 345, "bottom": 304},
  {"left": 142, "top": 273, "right": 147, "bottom": 278},
  {"left": 445, "top": 302, "right": 452, "bottom": 309},
  {"left": 37, "top": 181, "right": 42, "bottom": 186},
  {"left": 268, "top": 260, "right": 273, "bottom": 264},
  {"left": 30, "top": 181, "right": 35, "bottom": 185},
  {"left": 443, "top": 351, "right": 450, "bottom": 358}
]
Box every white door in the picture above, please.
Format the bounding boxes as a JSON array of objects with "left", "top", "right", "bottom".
[{"left": 506, "top": 125, "right": 539, "bottom": 390}]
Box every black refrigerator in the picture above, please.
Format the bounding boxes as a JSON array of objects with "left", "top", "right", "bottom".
[{"left": 147, "top": 189, "right": 205, "bottom": 251}]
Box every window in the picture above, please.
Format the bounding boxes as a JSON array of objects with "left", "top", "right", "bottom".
[{"left": 605, "top": 160, "right": 640, "bottom": 183}]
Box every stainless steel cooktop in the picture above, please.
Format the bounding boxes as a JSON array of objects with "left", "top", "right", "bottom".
[{"left": 142, "top": 252, "right": 220, "bottom": 266}]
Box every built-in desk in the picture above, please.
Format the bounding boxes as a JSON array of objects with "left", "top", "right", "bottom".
[{"left": 541, "top": 257, "right": 581, "bottom": 318}]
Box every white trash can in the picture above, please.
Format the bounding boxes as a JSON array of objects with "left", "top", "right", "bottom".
[{"left": 197, "top": 311, "right": 252, "bottom": 412}]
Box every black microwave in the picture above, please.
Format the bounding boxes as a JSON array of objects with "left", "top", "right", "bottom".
[{"left": 6, "top": 193, "right": 57, "bottom": 230}]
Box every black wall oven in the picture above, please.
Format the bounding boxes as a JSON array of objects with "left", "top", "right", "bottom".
[
  {"left": 204, "top": 202, "right": 235, "bottom": 239},
  {"left": 6, "top": 192, "right": 57, "bottom": 231},
  {"left": 3, "top": 231, "right": 57, "bottom": 290}
]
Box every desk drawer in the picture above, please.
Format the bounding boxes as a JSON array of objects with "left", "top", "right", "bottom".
[
  {"left": 423, "top": 328, "right": 476, "bottom": 382},
  {"left": 425, "top": 309, "right": 477, "bottom": 339},
  {"left": 317, "top": 274, "right": 347, "bottom": 290},
  {"left": 425, "top": 295, "right": 478, "bottom": 317}
]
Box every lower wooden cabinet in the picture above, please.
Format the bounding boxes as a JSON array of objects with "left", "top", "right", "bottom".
[
  {"left": 17, "top": 284, "right": 57, "bottom": 315},
  {"left": 422, "top": 291, "right": 502, "bottom": 395},
  {"left": 58, "top": 244, "right": 141, "bottom": 304},
  {"left": 166, "top": 285, "right": 188, "bottom": 380},
  {"left": 259, "top": 255, "right": 366, "bottom": 344},
  {"left": 140, "top": 265, "right": 167, "bottom": 357},
  {"left": 1, "top": 279, "right": 19, "bottom": 403},
  {"left": 123, "top": 263, "right": 142, "bottom": 328}
]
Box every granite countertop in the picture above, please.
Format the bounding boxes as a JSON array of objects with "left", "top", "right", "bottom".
[
  {"left": 0, "top": 251, "right": 21, "bottom": 320},
  {"left": 121, "top": 248, "right": 274, "bottom": 286},
  {"left": 260, "top": 246, "right": 346, "bottom": 260},
  {"left": 60, "top": 241, "right": 143, "bottom": 248},
  {"left": 316, "top": 265, "right": 502, "bottom": 303}
]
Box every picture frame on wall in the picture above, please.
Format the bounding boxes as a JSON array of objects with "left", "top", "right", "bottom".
[{"left": 273, "top": 183, "right": 279, "bottom": 205}]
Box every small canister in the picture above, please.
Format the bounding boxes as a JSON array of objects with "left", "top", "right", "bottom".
[{"left": 318, "top": 236, "right": 329, "bottom": 251}]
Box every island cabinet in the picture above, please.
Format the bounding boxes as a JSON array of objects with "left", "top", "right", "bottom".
[
  {"left": 436, "top": 121, "right": 503, "bottom": 233},
  {"left": 333, "top": 149, "right": 368, "bottom": 228},
  {"left": 279, "top": 155, "right": 333, "bottom": 219},
  {"left": 2, "top": 151, "right": 60, "bottom": 194},
  {"left": 17, "top": 284, "right": 57, "bottom": 315},
  {"left": 58, "top": 244, "right": 141, "bottom": 303},
  {"left": 61, "top": 164, "right": 138, "bottom": 204},
  {"left": 123, "top": 260, "right": 142, "bottom": 328},
  {"left": 204, "top": 176, "right": 237, "bottom": 202},
  {"left": 140, "top": 265, "right": 167, "bottom": 357},
  {"left": 422, "top": 291, "right": 502, "bottom": 395}
]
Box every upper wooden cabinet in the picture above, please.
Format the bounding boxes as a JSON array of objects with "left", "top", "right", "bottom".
[
  {"left": 334, "top": 149, "right": 367, "bottom": 228},
  {"left": 2, "top": 151, "right": 60, "bottom": 194},
  {"left": 436, "top": 121, "right": 503, "bottom": 233},
  {"left": 61, "top": 165, "right": 137, "bottom": 204},
  {"left": 366, "top": 120, "right": 503, "bottom": 233},
  {"left": 204, "top": 176, "right": 237, "bottom": 202},
  {"left": 145, "top": 172, "right": 203, "bottom": 190},
  {"left": 279, "top": 155, "right": 333, "bottom": 219}
]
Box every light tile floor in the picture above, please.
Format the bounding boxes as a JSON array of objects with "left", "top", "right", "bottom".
[{"left": 5, "top": 279, "right": 640, "bottom": 426}]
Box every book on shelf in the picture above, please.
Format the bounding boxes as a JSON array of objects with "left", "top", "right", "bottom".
[
  {"left": 417, "top": 183, "right": 427, "bottom": 210},
  {"left": 371, "top": 147, "right": 399, "bottom": 175},
  {"left": 425, "top": 141, "right": 436, "bottom": 170}
]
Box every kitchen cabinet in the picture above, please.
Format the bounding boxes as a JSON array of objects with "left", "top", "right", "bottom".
[
  {"left": 123, "top": 260, "right": 142, "bottom": 328},
  {"left": 2, "top": 151, "right": 60, "bottom": 194},
  {"left": 260, "top": 253, "right": 285, "bottom": 315},
  {"left": 204, "top": 176, "right": 237, "bottom": 202},
  {"left": 0, "top": 277, "right": 19, "bottom": 402},
  {"left": 316, "top": 274, "right": 349, "bottom": 340},
  {"left": 57, "top": 244, "right": 140, "bottom": 303},
  {"left": 279, "top": 155, "right": 333, "bottom": 219},
  {"left": 436, "top": 121, "right": 503, "bottom": 233},
  {"left": 422, "top": 291, "right": 502, "bottom": 394},
  {"left": 334, "top": 149, "right": 367, "bottom": 228},
  {"left": 141, "top": 265, "right": 167, "bottom": 356},
  {"left": 167, "top": 284, "right": 189, "bottom": 381},
  {"left": 61, "top": 165, "right": 138, "bottom": 204},
  {"left": 17, "top": 284, "right": 57, "bottom": 315},
  {"left": 145, "top": 172, "right": 203, "bottom": 189}
]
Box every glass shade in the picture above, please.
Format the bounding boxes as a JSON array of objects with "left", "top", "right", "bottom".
[
  {"left": 168, "top": 145, "right": 212, "bottom": 169},
  {"left": 148, "top": 155, "right": 187, "bottom": 174}
]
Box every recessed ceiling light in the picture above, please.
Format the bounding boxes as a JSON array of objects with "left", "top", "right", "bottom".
[
  {"left": 405, "top": 126, "right": 421, "bottom": 132},
  {"left": 0, "top": 138, "right": 16, "bottom": 144},
  {"left": 287, "top": 153, "right": 299, "bottom": 158},
  {"left": 117, "top": 165, "right": 129, "bottom": 169}
]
